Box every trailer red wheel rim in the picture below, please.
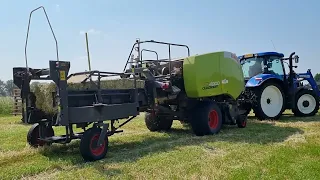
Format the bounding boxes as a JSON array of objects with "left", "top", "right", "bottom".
[
  {"left": 208, "top": 110, "right": 219, "bottom": 129},
  {"left": 242, "top": 121, "right": 246, "bottom": 127},
  {"left": 32, "top": 126, "right": 46, "bottom": 146},
  {"left": 90, "top": 134, "right": 105, "bottom": 156}
]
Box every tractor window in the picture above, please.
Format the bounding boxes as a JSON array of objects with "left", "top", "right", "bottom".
[
  {"left": 266, "top": 56, "right": 284, "bottom": 76},
  {"left": 241, "top": 57, "right": 264, "bottom": 78}
]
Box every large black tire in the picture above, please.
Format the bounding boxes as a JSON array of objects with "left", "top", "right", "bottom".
[
  {"left": 190, "top": 101, "right": 223, "bottom": 136},
  {"left": 252, "top": 82, "right": 285, "bottom": 120},
  {"left": 27, "top": 123, "right": 54, "bottom": 148},
  {"left": 292, "top": 89, "right": 319, "bottom": 117},
  {"left": 80, "top": 127, "right": 109, "bottom": 162},
  {"left": 145, "top": 112, "right": 173, "bottom": 132}
]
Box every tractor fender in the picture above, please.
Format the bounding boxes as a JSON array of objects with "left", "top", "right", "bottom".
[{"left": 245, "top": 74, "right": 283, "bottom": 88}]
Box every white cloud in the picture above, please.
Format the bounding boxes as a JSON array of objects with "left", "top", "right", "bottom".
[{"left": 79, "top": 29, "right": 101, "bottom": 35}]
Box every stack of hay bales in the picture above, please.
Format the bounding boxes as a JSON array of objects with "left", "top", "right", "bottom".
[{"left": 31, "top": 78, "right": 145, "bottom": 115}]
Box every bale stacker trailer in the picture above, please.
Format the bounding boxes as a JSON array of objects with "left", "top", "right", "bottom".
[{"left": 13, "top": 6, "right": 250, "bottom": 161}]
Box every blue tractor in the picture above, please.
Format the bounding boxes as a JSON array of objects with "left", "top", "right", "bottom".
[{"left": 239, "top": 52, "right": 319, "bottom": 120}]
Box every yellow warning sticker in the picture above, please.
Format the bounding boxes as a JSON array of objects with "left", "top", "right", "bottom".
[{"left": 60, "top": 70, "right": 66, "bottom": 81}]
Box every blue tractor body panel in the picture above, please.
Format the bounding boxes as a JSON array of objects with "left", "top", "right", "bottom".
[{"left": 245, "top": 73, "right": 284, "bottom": 87}]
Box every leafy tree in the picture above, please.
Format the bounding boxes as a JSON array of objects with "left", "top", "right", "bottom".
[
  {"left": 0, "top": 80, "right": 7, "bottom": 96},
  {"left": 315, "top": 73, "right": 320, "bottom": 82},
  {"left": 4, "top": 80, "right": 15, "bottom": 96}
]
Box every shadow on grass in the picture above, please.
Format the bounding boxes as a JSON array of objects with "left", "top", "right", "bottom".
[
  {"left": 279, "top": 113, "right": 320, "bottom": 123},
  {"left": 39, "top": 119, "right": 303, "bottom": 171},
  {"left": 247, "top": 113, "right": 320, "bottom": 123}
]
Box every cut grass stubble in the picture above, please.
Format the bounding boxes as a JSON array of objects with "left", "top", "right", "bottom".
[{"left": 0, "top": 111, "right": 320, "bottom": 179}]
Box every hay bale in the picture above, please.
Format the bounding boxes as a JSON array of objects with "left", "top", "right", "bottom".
[
  {"left": 30, "top": 78, "right": 145, "bottom": 114},
  {"left": 31, "top": 82, "right": 57, "bottom": 115}
]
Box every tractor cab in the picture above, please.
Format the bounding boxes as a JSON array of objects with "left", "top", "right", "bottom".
[{"left": 239, "top": 52, "right": 286, "bottom": 83}]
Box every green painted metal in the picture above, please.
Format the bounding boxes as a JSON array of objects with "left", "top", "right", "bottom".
[{"left": 183, "top": 51, "right": 244, "bottom": 99}]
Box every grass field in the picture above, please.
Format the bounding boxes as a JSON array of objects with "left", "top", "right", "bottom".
[
  {"left": 0, "top": 110, "right": 320, "bottom": 180},
  {"left": 0, "top": 96, "right": 13, "bottom": 115}
]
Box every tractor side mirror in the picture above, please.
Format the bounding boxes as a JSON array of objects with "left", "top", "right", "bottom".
[{"left": 294, "top": 55, "right": 299, "bottom": 63}]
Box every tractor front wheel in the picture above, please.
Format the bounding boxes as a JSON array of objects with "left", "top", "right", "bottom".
[
  {"left": 253, "top": 82, "right": 285, "bottom": 120},
  {"left": 292, "top": 89, "right": 319, "bottom": 117},
  {"left": 190, "top": 101, "right": 223, "bottom": 136}
]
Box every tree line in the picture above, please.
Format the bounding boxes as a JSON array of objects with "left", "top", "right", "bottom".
[{"left": 0, "top": 80, "right": 16, "bottom": 97}]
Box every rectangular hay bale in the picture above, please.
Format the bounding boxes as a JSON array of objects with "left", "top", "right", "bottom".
[{"left": 31, "top": 78, "right": 145, "bottom": 114}]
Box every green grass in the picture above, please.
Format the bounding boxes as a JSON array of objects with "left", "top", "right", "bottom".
[
  {"left": 0, "top": 96, "right": 13, "bottom": 115},
  {"left": 0, "top": 111, "right": 320, "bottom": 179}
]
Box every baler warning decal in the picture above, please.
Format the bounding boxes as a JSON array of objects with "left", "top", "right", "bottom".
[
  {"left": 222, "top": 79, "right": 228, "bottom": 84},
  {"left": 60, "top": 71, "right": 66, "bottom": 81}
]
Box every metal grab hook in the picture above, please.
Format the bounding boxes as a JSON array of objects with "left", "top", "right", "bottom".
[{"left": 25, "top": 6, "right": 59, "bottom": 70}]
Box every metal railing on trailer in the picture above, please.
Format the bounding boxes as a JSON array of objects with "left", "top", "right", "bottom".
[{"left": 122, "top": 39, "right": 190, "bottom": 79}]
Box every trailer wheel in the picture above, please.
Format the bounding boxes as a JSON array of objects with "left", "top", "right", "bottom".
[
  {"left": 145, "top": 112, "right": 173, "bottom": 132},
  {"left": 27, "top": 123, "right": 54, "bottom": 148},
  {"left": 236, "top": 114, "right": 247, "bottom": 128},
  {"left": 292, "top": 89, "right": 319, "bottom": 117},
  {"left": 252, "top": 82, "right": 285, "bottom": 120},
  {"left": 190, "top": 101, "right": 223, "bottom": 136},
  {"left": 80, "top": 127, "right": 109, "bottom": 162}
]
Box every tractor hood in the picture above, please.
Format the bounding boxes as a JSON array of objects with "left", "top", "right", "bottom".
[{"left": 245, "top": 73, "right": 283, "bottom": 87}]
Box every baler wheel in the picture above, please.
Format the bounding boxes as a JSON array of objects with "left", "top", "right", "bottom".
[
  {"left": 190, "top": 101, "right": 223, "bottom": 136},
  {"left": 27, "top": 123, "right": 54, "bottom": 148},
  {"left": 80, "top": 127, "right": 109, "bottom": 162}
]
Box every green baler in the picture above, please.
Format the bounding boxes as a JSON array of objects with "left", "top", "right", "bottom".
[{"left": 125, "top": 40, "right": 248, "bottom": 136}]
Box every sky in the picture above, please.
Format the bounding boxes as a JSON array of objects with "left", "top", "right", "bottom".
[{"left": 1, "top": 0, "right": 319, "bottom": 81}]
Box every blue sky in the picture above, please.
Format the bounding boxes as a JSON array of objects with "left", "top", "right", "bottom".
[{"left": 1, "top": 0, "right": 319, "bottom": 81}]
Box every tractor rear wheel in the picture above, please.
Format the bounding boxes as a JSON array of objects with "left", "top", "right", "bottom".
[
  {"left": 292, "top": 89, "right": 319, "bottom": 117},
  {"left": 190, "top": 101, "right": 223, "bottom": 136},
  {"left": 252, "top": 82, "right": 285, "bottom": 120}
]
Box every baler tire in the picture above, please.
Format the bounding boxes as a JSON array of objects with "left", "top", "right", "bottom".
[
  {"left": 80, "top": 127, "right": 109, "bottom": 162},
  {"left": 144, "top": 112, "right": 173, "bottom": 132},
  {"left": 27, "top": 123, "right": 54, "bottom": 148},
  {"left": 252, "top": 82, "right": 285, "bottom": 120},
  {"left": 292, "top": 89, "right": 319, "bottom": 117},
  {"left": 190, "top": 101, "right": 223, "bottom": 136}
]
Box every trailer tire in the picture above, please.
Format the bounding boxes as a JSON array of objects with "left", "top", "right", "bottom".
[
  {"left": 27, "top": 123, "right": 54, "bottom": 148},
  {"left": 80, "top": 127, "right": 109, "bottom": 162},
  {"left": 190, "top": 101, "right": 223, "bottom": 136},
  {"left": 292, "top": 89, "right": 319, "bottom": 117},
  {"left": 236, "top": 114, "right": 247, "bottom": 128},
  {"left": 252, "top": 82, "right": 285, "bottom": 120},
  {"left": 145, "top": 112, "right": 173, "bottom": 132}
]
